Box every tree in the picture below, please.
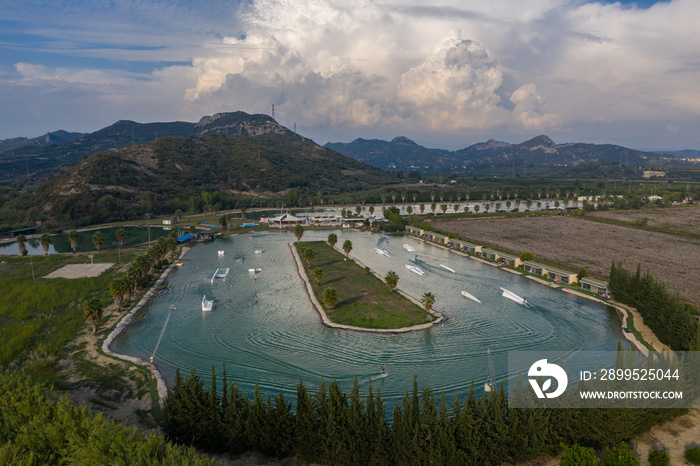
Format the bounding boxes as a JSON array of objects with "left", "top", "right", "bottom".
[
  {"left": 303, "top": 248, "right": 315, "bottom": 266},
  {"left": 342, "top": 240, "right": 353, "bottom": 258},
  {"left": 384, "top": 270, "right": 399, "bottom": 291},
  {"left": 600, "top": 442, "right": 640, "bottom": 466},
  {"left": 560, "top": 443, "right": 597, "bottom": 466},
  {"left": 327, "top": 233, "right": 338, "bottom": 249},
  {"left": 16, "top": 234, "right": 27, "bottom": 256},
  {"left": 40, "top": 233, "right": 51, "bottom": 255},
  {"left": 407, "top": 206, "right": 413, "bottom": 215},
  {"left": 116, "top": 228, "right": 126, "bottom": 258},
  {"left": 648, "top": 448, "right": 670, "bottom": 466},
  {"left": 420, "top": 292, "right": 436, "bottom": 314},
  {"left": 313, "top": 268, "right": 323, "bottom": 285},
  {"left": 175, "top": 208, "right": 182, "bottom": 223},
  {"left": 92, "top": 231, "right": 105, "bottom": 251},
  {"left": 69, "top": 230, "right": 79, "bottom": 253},
  {"left": 441, "top": 204, "right": 448, "bottom": 214},
  {"left": 355, "top": 205, "right": 361, "bottom": 215},
  {"left": 323, "top": 288, "right": 339, "bottom": 309},
  {"left": 420, "top": 204, "right": 425, "bottom": 214},
  {"left": 110, "top": 277, "right": 127, "bottom": 309},
  {"left": 520, "top": 251, "right": 535, "bottom": 261},
  {"left": 473, "top": 205, "right": 480, "bottom": 214},
  {"left": 369, "top": 205, "right": 375, "bottom": 216},
  {"left": 294, "top": 224, "right": 304, "bottom": 243},
  {"left": 430, "top": 203, "right": 436, "bottom": 214},
  {"left": 83, "top": 297, "right": 103, "bottom": 335},
  {"left": 578, "top": 267, "right": 588, "bottom": 279}
]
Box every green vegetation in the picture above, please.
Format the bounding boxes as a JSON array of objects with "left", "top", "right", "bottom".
[
  {"left": 162, "top": 368, "right": 686, "bottom": 465},
  {"left": 622, "top": 310, "right": 655, "bottom": 352},
  {"left": 609, "top": 261, "right": 700, "bottom": 350},
  {"left": 687, "top": 447, "right": 700, "bottom": 465},
  {"left": 0, "top": 373, "right": 216, "bottom": 464},
  {"left": 296, "top": 241, "right": 432, "bottom": 328},
  {"left": 648, "top": 448, "right": 671, "bottom": 466}
]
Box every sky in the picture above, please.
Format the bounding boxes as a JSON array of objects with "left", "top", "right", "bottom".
[{"left": 1, "top": 0, "right": 698, "bottom": 151}]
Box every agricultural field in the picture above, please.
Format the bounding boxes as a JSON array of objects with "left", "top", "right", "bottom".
[
  {"left": 436, "top": 213, "right": 700, "bottom": 306},
  {"left": 588, "top": 204, "right": 700, "bottom": 235}
]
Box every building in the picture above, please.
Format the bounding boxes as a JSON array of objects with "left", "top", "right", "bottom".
[
  {"left": 425, "top": 232, "right": 449, "bottom": 244},
  {"left": 267, "top": 213, "right": 306, "bottom": 227},
  {"left": 581, "top": 277, "right": 609, "bottom": 296},
  {"left": 496, "top": 252, "right": 523, "bottom": 267},
  {"left": 482, "top": 248, "right": 500, "bottom": 261},
  {"left": 458, "top": 240, "right": 482, "bottom": 255},
  {"left": 405, "top": 225, "right": 425, "bottom": 236},
  {"left": 524, "top": 260, "right": 578, "bottom": 284}
]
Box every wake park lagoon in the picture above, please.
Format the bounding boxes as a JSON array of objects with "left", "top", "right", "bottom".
[{"left": 111, "top": 229, "right": 629, "bottom": 405}]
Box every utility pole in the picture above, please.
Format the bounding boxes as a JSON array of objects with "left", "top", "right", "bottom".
[{"left": 271, "top": 104, "right": 275, "bottom": 120}]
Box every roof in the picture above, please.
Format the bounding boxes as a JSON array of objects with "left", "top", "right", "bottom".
[
  {"left": 524, "top": 260, "right": 549, "bottom": 268},
  {"left": 177, "top": 234, "right": 195, "bottom": 242},
  {"left": 428, "top": 232, "right": 448, "bottom": 239},
  {"left": 581, "top": 277, "right": 608, "bottom": 287},
  {"left": 482, "top": 248, "right": 501, "bottom": 255},
  {"left": 456, "top": 240, "right": 481, "bottom": 248},
  {"left": 497, "top": 251, "right": 521, "bottom": 260},
  {"left": 268, "top": 214, "right": 305, "bottom": 222},
  {"left": 545, "top": 265, "right": 577, "bottom": 277}
]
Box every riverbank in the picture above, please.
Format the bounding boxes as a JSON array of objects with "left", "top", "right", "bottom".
[
  {"left": 101, "top": 246, "right": 191, "bottom": 406},
  {"left": 290, "top": 241, "right": 444, "bottom": 332}
]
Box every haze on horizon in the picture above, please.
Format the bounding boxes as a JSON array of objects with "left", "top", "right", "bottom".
[{"left": 1, "top": 0, "right": 698, "bottom": 151}]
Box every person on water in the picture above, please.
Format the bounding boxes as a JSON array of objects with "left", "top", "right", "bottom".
[{"left": 380, "top": 364, "right": 386, "bottom": 374}]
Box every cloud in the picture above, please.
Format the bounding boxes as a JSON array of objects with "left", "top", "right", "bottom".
[{"left": 2, "top": 0, "right": 700, "bottom": 150}]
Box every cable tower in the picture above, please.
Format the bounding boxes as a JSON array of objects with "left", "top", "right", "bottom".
[{"left": 485, "top": 348, "right": 497, "bottom": 392}]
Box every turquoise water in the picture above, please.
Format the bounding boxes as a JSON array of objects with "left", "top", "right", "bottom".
[{"left": 112, "top": 229, "right": 626, "bottom": 404}]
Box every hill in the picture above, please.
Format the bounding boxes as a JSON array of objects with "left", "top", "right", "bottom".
[
  {"left": 0, "top": 112, "right": 296, "bottom": 184},
  {"left": 326, "top": 135, "right": 692, "bottom": 175},
  {"left": 32, "top": 130, "right": 395, "bottom": 225}
]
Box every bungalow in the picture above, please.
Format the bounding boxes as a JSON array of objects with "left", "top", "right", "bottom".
[
  {"left": 581, "top": 277, "right": 609, "bottom": 296},
  {"left": 523, "top": 260, "right": 548, "bottom": 276},
  {"left": 405, "top": 225, "right": 425, "bottom": 236},
  {"left": 425, "top": 232, "right": 449, "bottom": 244},
  {"left": 524, "top": 260, "right": 577, "bottom": 284},
  {"left": 497, "top": 252, "right": 523, "bottom": 268},
  {"left": 458, "top": 240, "right": 482, "bottom": 255},
  {"left": 481, "top": 248, "right": 500, "bottom": 261}
]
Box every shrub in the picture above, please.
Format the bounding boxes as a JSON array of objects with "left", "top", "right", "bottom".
[
  {"left": 648, "top": 448, "right": 670, "bottom": 466},
  {"left": 686, "top": 447, "right": 700, "bottom": 465}
]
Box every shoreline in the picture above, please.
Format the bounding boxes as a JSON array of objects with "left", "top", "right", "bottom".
[
  {"left": 101, "top": 246, "right": 190, "bottom": 406},
  {"left": 407, "top": 233, "right": 663, "bottom": 353},
  {"left": 289, "top": 242, "right": 445, "bottom": 333}
]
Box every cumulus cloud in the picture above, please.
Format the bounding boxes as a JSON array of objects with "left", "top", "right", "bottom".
[{"left": 2, "top": 0, "right": 700, "bottom": 149}]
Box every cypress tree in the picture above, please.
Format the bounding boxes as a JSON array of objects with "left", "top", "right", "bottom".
[
  {"left": 244, "top": 384, "right": 266, "bottom": 453},
  {"left": 222, "top": 380, "right": 248, "bottom": 454},
  {"left": 269, "top": 391, "right": 295, "bottom": 458},
  {"left": 295, "top": 380, "right": 319, "bottom": 460}
]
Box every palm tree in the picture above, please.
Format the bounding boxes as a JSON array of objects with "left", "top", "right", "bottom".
[
  {"left": 420, "top": 204, "right": 425, "bottom": 214},
  {"left": 407, "top": 206, "right": 413, "bottom": 215},
  {"left": 369, "top": 206, "right": 375, "bottom": 216},
  {"left": 110, "top": 277, "right": 127, "bottom": 309},
  {"left": 323, "top": 288, "right": 338, "bottom": 309},
  {"left": 484, "top": 203, "right": 490, "bottom": 213},
  {"left": 342, "top": 239, "right": 353, "bottom": 258},
  {"left": 16, "top": 234, "right": 27, "bottom": 256},
  {"left": 83, "top": 297, "right": 103, "bottom": 335},
  {"left": 420, "top": 292, "right": 436, "bottom": 314},
  {"left": 92, "top": 231, "right": 105, "bottom": 251},
  {"left": 464, "top": 205, "right": 470, "bottom": 213},
  {"left": 474, "top": 205, "right": 480, "bottom": 214},
  {"left": 401, "top": 192, "right": 407, "bottom": 203},
  {"left": 69, "top": 230, "right": 79, "bottom": 253},
  {"left": 313, "top": 268, "right": 323, "bottom": 285},
  {"left": 441, "top": 204, "right": 448, "bottom": 214},
  {"left": 384, "top": 270, "right": 399, "bottom": 291},
  {"left": 294, "top": 224, "right": 304, "bottom": 243},
  {"left": 412, "top": 193, "right": 417, "bottom": 203},
  {"left": 40, "top": 233, "right": 51, "bottom": 255},
  {"left": 303, "top": 248, "right": 315, "bottom": 266},
  {"left": 327, "top": 233, "right": 338, "bottom": 249},
  {"left": 430, "top": 192, "right": 436, "bottom": 202},
  {"left": 454, "top": 204, "right": 459, "bottom": 213},
  {"left": 430, "top": 203, "right": 436, "bottom": 214},
  {"left": 391, "top": 191, "right": 397, "bottom": 203},
  {"left": 355, "top": 205, "right": 361, "bottom": 215}
]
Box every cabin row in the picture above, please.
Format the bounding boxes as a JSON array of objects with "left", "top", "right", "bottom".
[
  {"left": 262, "top": 214, "right": 367, "bottom": 228},
  {"left": 405, "top": 225, "right": 609, "bottom": 296}
]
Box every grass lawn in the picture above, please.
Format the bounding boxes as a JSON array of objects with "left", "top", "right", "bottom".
[
  {"left": 0, "top": 247, "right": 142, "bottom": 385},
  {"left": 296, "top": 241, "right": 435, "bottom": 329}
]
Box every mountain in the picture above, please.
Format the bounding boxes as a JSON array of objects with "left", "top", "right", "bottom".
[
  {"left": 0, "top": 130, "right": 85, "bottom": 153},
  {"left": 326, "top": 135, "right": 691, "bottom": 174},
  {"left": 0, "top": 112, "right": 297, "bottom": 184},
  {"left": 33, "top": 128, "right": 395, "bottom": 225}
]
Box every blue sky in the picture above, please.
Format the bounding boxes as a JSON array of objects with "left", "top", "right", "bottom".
[{"left": 1, "top": 0, "right": 698, "bottom": 150}]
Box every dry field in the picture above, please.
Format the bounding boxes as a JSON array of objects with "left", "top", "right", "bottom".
[
  {"left": 588, "top": 204, "right": 700, "bottom": 233},
  {"left": 437, "top": 215, "right": 700, "bottom": 306}
]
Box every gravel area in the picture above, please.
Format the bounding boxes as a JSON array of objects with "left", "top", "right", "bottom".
[
  {"left": 436, "top": 216, "right": 700, "bottom": 306},
  {"left": 44, "top": 263, "right": 115, "bottom": 278}
]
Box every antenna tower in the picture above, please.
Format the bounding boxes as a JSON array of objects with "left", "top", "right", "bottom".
[{"left": 271, "top": 104, "right": 275, "bottom": 120}]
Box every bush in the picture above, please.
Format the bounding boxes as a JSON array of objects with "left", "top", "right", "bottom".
[
  {"left": 648, "top": 448, "right": 670, "bottom": 466},
  {"left": 560, "top": 443, "right": 597, "bottom": 466},
  {"left": 600, "top": 441, "right": 639, "bottom": 465},
  {"left": 686, "top": 447, "right": 700, "bottom": 465},
  {"left": 520, "top": 251, "right": 535, "bottom": 261}
]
